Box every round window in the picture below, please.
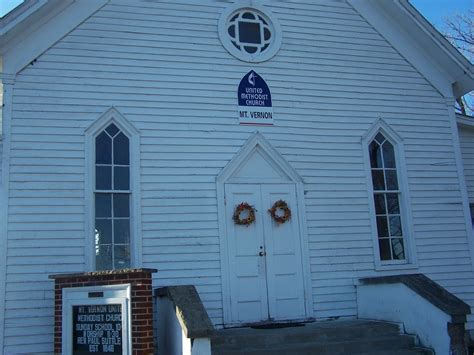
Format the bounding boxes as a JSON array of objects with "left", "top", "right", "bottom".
[{"left": 219, "top": 3, "right": 282, "bottom": 62}]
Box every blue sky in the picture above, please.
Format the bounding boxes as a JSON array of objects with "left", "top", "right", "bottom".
[
  {"left": 0, "top": 0, "right": 23, "bottom": 17},
  {"left": 1, "top": 0, "right": 472, "bottom": 30},
  {"left": 411, "top": 0, "right": 473, "bottom": 29}
]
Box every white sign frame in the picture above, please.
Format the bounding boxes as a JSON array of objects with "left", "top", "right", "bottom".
[{"left": 62, "top": 284, "right": 132, "bottom": 355}]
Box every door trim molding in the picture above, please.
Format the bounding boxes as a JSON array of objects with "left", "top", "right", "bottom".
[{"left": 216, "top": 132, "right": 313, "bottom": 326}]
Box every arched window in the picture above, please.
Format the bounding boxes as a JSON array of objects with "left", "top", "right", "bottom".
[
  {"left": 86, "top": 107, "right": 141, "bottom": 271},
  {"left": 94, "top": 123, "right": 131, "bottom": 270},
  {"left": 369, "top": 132, "right": 406, "bottom": 261}
]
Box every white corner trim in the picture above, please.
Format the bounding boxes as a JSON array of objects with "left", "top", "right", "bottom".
[
  {"left": 0, "top": 77, "right": 14, "bottom": 353},
  {"left": 446, "top": 98, "right": 474, "bottom": 273},
  {"left": 348, "top": 0, "right": 453, "bottom": 98},
  {"left": 361, "top": 118, "right": 418, "bottom": 270},
  {"left": 2, "top": 0, "right": 108, "bottom": 75},
  {"left": 84, "top": 107, "right": 142, "bottom": 271}
]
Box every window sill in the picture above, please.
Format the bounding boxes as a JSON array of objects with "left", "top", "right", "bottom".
[{"left": 375, "top": 261, "right": 418, "bottom": 272}]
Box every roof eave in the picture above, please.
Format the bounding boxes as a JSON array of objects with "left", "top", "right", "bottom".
[
  {"left": 457, "top": 113, "right": 474, "bottom": 128},
  {"left": 0, "top": 0, "right": 51, "bottom": 53},
  {"left": 395, "top": 0, "right": 474, "bottom": 97}
]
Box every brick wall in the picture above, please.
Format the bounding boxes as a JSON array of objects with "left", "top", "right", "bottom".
[{"left": 50, "top": 268, "right": 157, "bottom": 355}]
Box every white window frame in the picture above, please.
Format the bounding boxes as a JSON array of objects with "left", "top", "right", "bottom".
[
  {"left": 362, "top": 119, "right": 417, "bottom": 270},
  {"left": 85, "top": 107, "right": 142, "bottom": 271},
  {"left": 218, "top": 1, "right": 282, "bottom": 63}
]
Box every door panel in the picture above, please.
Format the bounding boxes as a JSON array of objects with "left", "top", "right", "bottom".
[
  {"left": 225, "top": 183, "right": 306, "bottom": 324},
  {"left": 225, "top": 184, "right": 268, "bottom": 323},
  {"left": 262, "top": 185, "right": 306, "bottom": 321}
]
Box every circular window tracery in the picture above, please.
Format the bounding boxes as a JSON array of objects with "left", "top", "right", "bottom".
[
  {"left": 218, "top": 3, "right": 282, "bottom": 63},
  {"left": 227, "top": 10, "right": 272, "bottom": 55}
]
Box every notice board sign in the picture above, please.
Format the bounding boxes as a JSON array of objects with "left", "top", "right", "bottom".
[
  {"left": 238, "top": 70, "right": 273, "bottom": 125},
  {"left": 73, "top": 304, "right": 123, "bottom": 354},
  {"left": 62, "top": 285, "right": 131, "bottom": 355}
]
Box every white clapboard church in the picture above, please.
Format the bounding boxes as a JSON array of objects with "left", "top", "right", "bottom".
[{"left": 1, "top": 0, "right": 474, "bottom": 354}]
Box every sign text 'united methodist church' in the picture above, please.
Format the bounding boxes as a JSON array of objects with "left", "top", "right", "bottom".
[{"left": 238, "top": 71, "right": 273, "bottom": 125}]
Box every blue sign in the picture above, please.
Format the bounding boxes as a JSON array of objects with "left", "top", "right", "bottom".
[{"left": 237, "top": 71, "right": 273, "bottom": 125}]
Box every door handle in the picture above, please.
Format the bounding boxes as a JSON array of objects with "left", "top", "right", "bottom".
[{"left": 259, "top": 251, "right": 266, "bottom": 257}]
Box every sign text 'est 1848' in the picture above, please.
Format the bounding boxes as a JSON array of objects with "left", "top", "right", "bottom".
[{"left": 238, "top": 71, "right": 273, "bottom": 125}]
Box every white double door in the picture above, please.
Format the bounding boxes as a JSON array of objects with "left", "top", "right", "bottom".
[{"left": 225, "top": 183, "right": 306, "bottom": 324}]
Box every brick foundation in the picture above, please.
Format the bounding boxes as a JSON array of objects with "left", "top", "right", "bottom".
[{"left": 49, "top": 268, "right": 157, "bottom": 355}]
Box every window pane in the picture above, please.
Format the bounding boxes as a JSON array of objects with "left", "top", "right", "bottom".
[
  {"left": 114, "top": 219, "right": 130, "bottom": 244},
  {"left": 389, "top": 216, "right": 403, "bottom": 237},
  {"left": 114, "top": 194, "right": 130, "bottom": 218},
  {"left": 114, "top": 245, "right": 131, "bottom": 269},
  {"left": 391, "top": 238, "right": 405, "bottom": 260},
  {"left": 239, "top": 21, "right": 261, "bottom": 44},
  {"left": 375, "top": 133, "right": 385, "bottom": 144},
  {"left": 95, "top": 219, "right": 112, "bottom": 244},
  {"left": 106, "top": 123, "right": 120, "bottom": 137},
  {"left": 95, "top": 132, "right": 112, "bottom": 164},
  {"left": 95, "top": 193, "right": 111, "bottom": 218},
  {"left": 374, "top": 194, "right": 386, "bottom": 215},
  {"left": 382, "top": 141, "right": 396, "bottom": 168},
  {"left": 470, "top": 203, "right": 474, "bottom": 226},
  {"left": 376, "top": 216, "right": 389, "bottom": 238},
  {"left": 371, "top": 170, "right": 385, "bottom": 191},
  {"left": 96, "top": 245, "right": 113, "bottom": 270},
  {"left": 114, "top": 167, "right": 130, "bottom": 190},
  {"left": 228, "top": 25, "right": 235, "bottom": 38},
  {"left": 379, "top": 239, "right": 391, "bottom": 260},
  {"left": 114, "top": 132, "right": 130, "bottom": 165},
  {"left": 244, "top": 46, "right": 258, "bottom": 54},
  {"left": 264, "top": 27, "right": 271, "bottom": 41},
  {"left": 242, "top": 12, "right": 256, "bottom": 20},
  {"left": 96, "top": 166, "right": 112, "bottom": 190},
  {"left": 369, "top": 142, "right": 383, "bottom": 169},
  {"left": 386, "top": 170, "right": 399, "bottom": 190},
  {"left": 386, "top": 194, "right": 400, "bottom": 214}
]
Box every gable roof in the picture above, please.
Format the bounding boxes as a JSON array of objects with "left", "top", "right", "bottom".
[
  {"left": 396, "top": 0, "right": 473, "bottom": 97},
  {"left": 0, "top": 0, "right": 473, "bottom": 98},
  {"left": 348, "top": 0, "right": 473, "bottom": 98},
  {"left": 0, "top": 0, "right": 107, "bottom": 75}
]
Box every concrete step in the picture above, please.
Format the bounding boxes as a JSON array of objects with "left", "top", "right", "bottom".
[
  {"left": 214, "top": 347, "right": 433, "bottom": 355},
  {"left": 213, "top": 335, "right": 417, "bottom": 355},
  {"left": 359, "top": 349, "right": 434, "bottom": 355},
  {"left": 212, "top": 320, "right": 401, "bottom": 348},
  {"left": 211, "top": 320, "right": 432, "bottom": 355}
]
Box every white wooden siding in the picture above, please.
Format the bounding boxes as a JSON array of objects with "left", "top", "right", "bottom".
[
  {"left": 0, "top": 139, "right": 3, "bottom": 182},
  {"left": 0, "top": 81, "right": 3, "bottom": 134},
  {"left": 459, "top": 125, "right": 474, "bottom": 203},
  {"left": 4, "top": 0, "right": 474, "bottom": 352}
]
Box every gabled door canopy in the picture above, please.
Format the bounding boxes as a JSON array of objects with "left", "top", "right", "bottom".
[{"left": 217, "top": 132, "right": 303, "bottom": 184}]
